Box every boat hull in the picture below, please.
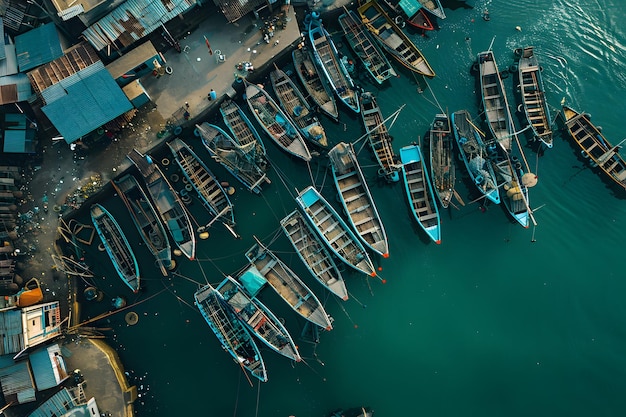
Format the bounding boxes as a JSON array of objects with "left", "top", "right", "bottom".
[
  {"left": 292, "top": 47, "right": 339, "bottom": 121},
  {"left": 399, "top": 144, "right": 441, "bottom": 244}
]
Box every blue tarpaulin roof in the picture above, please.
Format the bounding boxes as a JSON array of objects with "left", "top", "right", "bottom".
[
  {"left": 239, "top": 267, "right": 267, "bottom": 298},
  {"left": 15, "top": 23, "right": 64, "bottom": 72},
  {"left": 41, "top": 61, "right": 133, "bottom": 144}
]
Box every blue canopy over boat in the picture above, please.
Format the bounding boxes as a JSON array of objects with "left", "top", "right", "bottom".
[{"left": 239, "top": 267, "right": 267, "bottom": 298}]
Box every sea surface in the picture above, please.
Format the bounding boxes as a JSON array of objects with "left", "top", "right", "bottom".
[{"left": 75, "top": 0, "right": 626, "bottom": 416}]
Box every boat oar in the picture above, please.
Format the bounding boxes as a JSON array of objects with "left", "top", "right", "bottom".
[{"left": 453, "top": 189, "right": 466, "bottom": 206}]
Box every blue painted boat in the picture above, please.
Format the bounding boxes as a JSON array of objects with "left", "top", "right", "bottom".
[
  {"left": 217, "top": 275, "right": 301, "bottom": 362},
  {"left": 399, "top": 144, "right": 441, "bottom": 244},
  {"left": 307, "top": 13, "right": 360, "bottom": 114},
  {"left": 245, "top": 237, "right": 333, "bottom": 330},
  {"left": 194, "top": 283, "right": 267, "bottom": 382},
  {"left": 90, "top": 204, "right": 140, "bottom": 292},
  {"left": 167, "top": 138, "right": 237, "bottom": 237},
  {"left": 418, "top": 0, "right": 446, "bottom": 19},
  {"left": 338, "top": 9, "right": 397, "bottom": 84},
  {"left": 127, "top": 148, "right": 196, "bottom": 260},
  {"left": 112, "top": 174, "right": 172, "bottom": 276},
  {"left": 451, "top": 110, "right": 500, "bottom": 205},
  {"left": 196, "top": 122, "right": 270, "bottom": 194},
  {"left": 280, "top": 210, "right": 349, "bottom": 301},
  {"left": 295, "top": 186, "right": 377, "bottom": 277},
  {"left": 244, "top": 80, "right": 312, "bottom": 162},
  {"left": 516, "top": 46, "right": 553, "bottom": 148},
  {"left": 328, "top": 142, "right": 389, "bottom": 258}
]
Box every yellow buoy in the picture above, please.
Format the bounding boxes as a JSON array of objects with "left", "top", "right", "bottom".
[
  {"left": 173, "top": 248, "right": 183, "bottom": 257},
  {"left": 227, "top": 186, "right": 236, "bottom": 195},
  {"left": 168, "top": 260, "right": 177, "bottom": 270},
  {"left": 125, "top": 311, "right": 139, "bottom": 326},
  {"left": 522, "top": 173, "right": 538, "bottom": 187},
  {"left": 199, "top": 231, "right": 210, "bottom": 240}
]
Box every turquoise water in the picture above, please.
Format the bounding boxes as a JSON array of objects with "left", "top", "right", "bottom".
[{"left": 75, "top": 1, "right": 626, "bottom": 416}]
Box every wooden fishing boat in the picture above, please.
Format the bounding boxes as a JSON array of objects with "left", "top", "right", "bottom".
[
  {"left": 418, "top": 0, "right": 445, "bottom": 19},
  {"left": 360, "top": 92, "right": 400, "bottom": 182},
  {"left": 127, "top": 149, "right": 196, "bottom": 260},
  {"left": 295, "top": 186, "right": 377, "bottom": 277},
  {"left": 90, "top": 204, "right": 140, "bottom": 292},
  {"left": 196, "top": 122, "right": 270, "bottom": 194},
  {"left": 194, "top": 283, "right": 267, "bottom": 382},
  {"left": 399, "top": 144, "right": 441, "bottom": 244},
  {"left": 516, "top": 46, "right": 553, "bottom": 148},
  {"left": 357, "top": 0, "right": 435, "bottom": 77},
  {"left": 428, "top": 113, "right": 456, "bottom": 209},
  {"left": 167, "top": 138, "right": 237, "bottom": 237},
  {"left": 112, "top": 174, "right": 172, "bottom": 276},
  {"left": 216, "top": 275, "right": 301, "bottom": 362},
  {"left": 562, "top": 105, "right": 626, "bottom": 190},
  {"left": 338, "top": 9, "right": 397, "bottom": 84},
  {"left": 307, "top": 13, "right": 360, "bottom": 114},
  {"left": 280, "top": 210, "right": 349, "bottom": 301},
  {"left": 328, "top": 142, "right": 389, "bottom": 258},
  {"left": 491, "top": 151, "right": 531, "bottom": 227},
  {"left": 451, "top": 110, "right": 500, "bottom": 205},
  {"left": 292, "top": 46, "right": 339, "bottom": 121},
  {"left": 478, "top": 50, "right": 515, "bottom": 152},
  {"left": 244, "top": 80, "right": 312, "bottom": 162},
  {"left": 245, "top": 237, "right": 333, "bottom": 330},
  {"left": 220, "top": 99, "right": 268, "bottom": 161},
  {"left": 269, "top": 66, "right": 328, "bottom": 148},
  {"left": 382, "top": 0, "right": 435, "bottom": 31}
]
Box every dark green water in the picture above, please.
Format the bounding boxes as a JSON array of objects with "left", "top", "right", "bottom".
[{"left": 75, "top": 1, "right": 626, "bottom": 416}]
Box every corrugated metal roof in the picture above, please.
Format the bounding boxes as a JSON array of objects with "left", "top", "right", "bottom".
[
  {"left": 27, "top": 388, "right": 75, "bottom": 417},
  {"left": 212, "top": 0, "right": 265, "bottom": 23},
  {"left": 0, "top": 309, "right": 24, "bottom": 355},
  {"left": 0, "top": 19, "right": 6, "bottom": 61},
  {"left": 41, "top": 61, "right": 133, "bottom": 144},
  {"left": 0, "top": 360, "right": 36, "bottom": 404},
  {"left": 82, "top": 0, "right": 197, "bottom": 53},
  {"left": 15, "top": 23, "right": 64, "bottom": 72},
  {"left": 0, "top": 42, "right": 19, "bottom": 76},
  {"left": 29, "top": 344, "right": 66, "bottom": 391}
]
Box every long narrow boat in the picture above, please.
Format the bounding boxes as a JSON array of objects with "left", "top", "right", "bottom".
[
  {"left": 357, "top": 0, "right": 435, "bottom": 77},
  {"left": 428, "top": 113, "right": 456, "bottom": 208},
  {"left": 216, "top": 275, "right": 301, "bottom": 362},
  {"left": 196, "top": 122, "right": 270, "bottom": 194},
  {"left": 360, "top": 92, "right": 400, "bottom": 182},
  {"left": 418, "top": 0, "right": 445, "bottom": 20},
  {"left": 338, "top": 9, "right": 397, "bottom": 84},
  {"left": 307, "top": 13, "right": 360, "bottom": 114},
  {"left": 112, "top": 174, "right": 172, "bottom": 276},
  {"left": 194, "top": 284, "right": 267, "bottom": 382},
  {"left": 167, "top": 138, "right": 236, "bottom": 236},
  {"left": 562, "top": 105, "right": 626, "bottom": 190},
  {"left": 269, "top": 66, "right": 328, "bottom": 148},
  {"left": 244, "top": 80, "right": 312, "bottom": 162},
  {"left": 381, "top": 0, "right": 435, "bottom": 31},
  {"left": 292, "top": 46, "right": 339, "bottom": 121},
  {"left": 399, "top": 144, "right": 441, "bottom": 244},
  {"left": 295, "top": 186, "right": 377, "bottom": 277},
  {"left": 245, "top": 237, "right": 333, "bottom": 330},
  {"left": 491, "top": 152, "right": 530, "bottom": 227},
  {"left": 328, "top": 142, "right": 389, "bottom": 258},
  {"left": 127, "top": 148, "right": 196, "bottom": 260},
  {"left": 90, "top": 204, "right": 140, "bottom": 292},
  {"left": 220, "top": 99, "right": 268, "bottom": 162},
  {"left": 280, "top": 210, "right": 349, "bottom": 301},
  {"left": 451, "top": 110, "right": 500, "bottom": 205},
  {"left": 478, "top": 50, "right": 515, "bottom": 152},
  {"left": 516, "top": 46, "right": 553, "bottom": 148}
]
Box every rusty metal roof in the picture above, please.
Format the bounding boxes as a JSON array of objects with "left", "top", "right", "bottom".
[{"left": 82, "top": 0, "right": 197, "bottom": 55}]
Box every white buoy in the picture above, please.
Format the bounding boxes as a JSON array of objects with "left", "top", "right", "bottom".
[{"left": 515, "top": 26, "right": 522, "bottom": 31}]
